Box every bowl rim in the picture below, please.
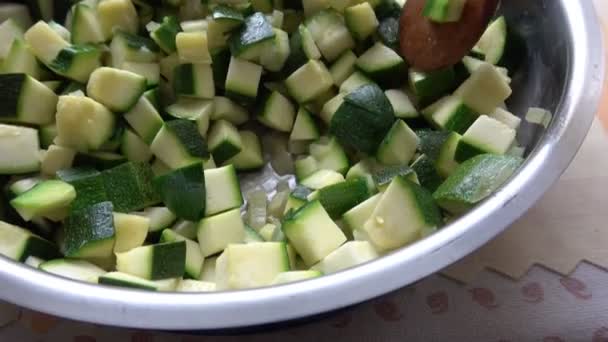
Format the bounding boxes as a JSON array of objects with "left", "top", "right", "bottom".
[{"left": 0, "top": 0, "right": 604, "bottom": 330}]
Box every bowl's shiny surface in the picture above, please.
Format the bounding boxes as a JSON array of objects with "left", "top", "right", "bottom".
[{"left": 0, "top": 0, "right": 604, "bottom": 330}]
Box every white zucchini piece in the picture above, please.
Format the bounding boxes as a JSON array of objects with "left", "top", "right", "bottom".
[
  {"left": 150, "top": 119, "right": 208, "bottom": 169},
  {"left": 259, "top": 28, "right": 291, "bottom": 72},
  {"left": 362, "top": 175, "right": 441, "bottom": 251},
  {"left": 0, "top": 73, "right": 58, "bottom": 125},
  {"left": 70, "top": 3, "right": 105, "bottom": 44},
  {"left": 124, "top": 95, "right": 164, "bottom": 145},
  {"left": 344, "top": 3, "right": 378, "bottom": 41},
  {"left": 271, "top": 270, "right": 322, "bottom": 284},
  {"left": 40, "top": 145, "right": 76, "bottom": 176},
  {"left": 309, "top": 136, "right": 349, "bottom": 174},
  {"left": 298, "top": 24, "right": 321, "bottom": 60},
  {"left": 24, "top": 21, "right": 69, "bottom": 65},
  {"left": 454, "top": 62, "right": 512, "bottom": 114},
  {"left": 176, "top": 279, "right": 216, "bottom": 292},
  {"left": 283, "top": 200, "right": 347, "bottom": 266},
  {"left": 174, "top": 63, "right": 215, "bottom": 99},
  {"left": 224, "top": 131, "right": 264, "bottom": 171},
  {"left": 0, "top": 19, "right": 24, "bottom": 60},
  {"left": 319, "top": 93, "right": 345, "bottom": 124},
  {"left": 301, "top": 169, "right": 344, "bottom": 189},
  {"left": 216, "top": 242, "right": 291, "bottom": 290},
  {"left": 204, "top": 164, "right": 243, "bottom": 216},
  {"left": 376, "top": 120, "right": 419, "bottom": 166},
  {"left": 121, "top": 62, "right": 160, "bottom": 87},
  {"left": 1, "top": 39, "right": 45, "bottom": 80},
  {"left": 0, "top": 220, "right": 58, "bottom": 261},
  {"left": 211, "top": 96, "right": 249, "bottom": 125},
  {"left": 311, "top": 241, "right": 378, "bottom": 274},
  {"left": 385, "top": 89, "right": 418, "bottom": 119},
  {"left": 207, "top": 120, "right": 242, "bottom": 165},
  {"left": 87, "top": 67, "right": 147, "bottom": 112},
  {"left": 176, "top": 31, "right": 211, "bottom": 64},
  {"left": 290, "top": 107, "right": 320, "bottom": 141},
  {"left": 40, "top": 259, "right": 106, "bottom": 283},
  {"left": 436, "top": 131, "right": 462, "bottom": 178},
  {"left": 97, "top": 0, "right": 139, "bottom": 39},
  {"left": 121, "top": 129, "right": 153, "bottom": 163},
  {"left": 115, "top": 241, "right": 186, "bottom": 280},
  {"left": 355, "top": 42, "right": 405, "bottom": 85},
  {"left": 455, "top": 115, "right": 516, "bottom": 162},
  {"left": 55, "top": 95, "right": 115, "bottom": 152},
  {"left": 165, "top": 98, "right": 214, "bottom": 136},
  {"left": 160, "top": 229, "right": 205, "bottom": 279},
  {"left": 99, "top": 271, "right": 160, "bottom": 291},
  {"left": 225, "top": 57, "right": 262, "bottom": 102},
  {"left": 258, "top": 91, "right": 296, "bottom": 132},
  {"left": 110, "top": 30, "right": 159, "bottom": 68},
  {"left": 490, "top": 107, "right": 521, "bottom": 130},
  {"left": 25, "top": 256, "right": 44, "bottom": 268},
  {"left": 285, "top": 59, "right": 333, "bottom": 103},
  {"left": 0, "top": 5, "right": 32, "bottom": 30},
  {"left": 113, "top": 213, "right": 149, "bottom": 253},
  {"left": 342, "top": 193, "right": 381, "bottom": 232},
  {"left": 0, "top": 124, "right": 41, "bottom": 174},
  {"left": 197, "top": 208, "right": 245, "bottom": 257},
  {"left": 200, "top": 255, "right": 217, "bottom": 282},
  {"left": 329, "top": 50, "right": 357, "bottom": 86},
  {"left": 135, "top": 206, "right": 177, "bottom": 234},
  {"left": 305, "top": 10, "right": 355, "bottom": 62}
]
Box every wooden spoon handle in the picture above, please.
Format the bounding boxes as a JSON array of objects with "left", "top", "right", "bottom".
[{"left": 399, "top": 0, "right": 500, "bottom": 71}]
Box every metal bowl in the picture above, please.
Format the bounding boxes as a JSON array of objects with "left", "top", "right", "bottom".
[{"left": 0, "top": 0, "right": 604, "bottom": 330}]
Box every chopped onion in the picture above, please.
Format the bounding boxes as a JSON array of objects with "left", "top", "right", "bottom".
[
  {"left": 268, "top": 217, "right": 285, "bottom": 242},
  {"left": 268, "top": 188, "right": 289, "bottom": 219},
  {"left": 246, "top": 189, "right": 267, "bottom": 230},
  {"left": 525, "top": 107, "right": 552, "bottom": 128}
]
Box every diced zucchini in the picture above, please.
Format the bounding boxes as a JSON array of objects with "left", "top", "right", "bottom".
[
  {"left": 211, "top": 96, "right": 249, "bottom": 125},
  {"left": 229, "top": 12, "right": 275, "bottom": 60},
  {"left": 149, "top": 16, "right": 182, "bottom": 54},
  {"left": 311, "top": 240, "right": 377, "bottom": 273},
  {"left": 461, "top": 56, "right": 511, "bottom": 84},
  {"left": 305, "top": 10, "right": 354, "bottom": 62},
  {"left": 176, "top": 31, "right": 211, "bottom": 64},
  {"left": 343, "top": 193, "right": 381, "bottom": 232},
  {"left": 170, "top": 219, "right": 198, "bottom": 240},
  {"left": 165, "top": 98, "right": 214, "bottom": 137},
  {"left": 344, "top": 3, "right": 378, "bottom": 41},
  {"left": 207, "top": 120, "right": 243, "bottom": 165},
  {"left": 224, "top": 131, "right": 265, "bottom": 170},
  {"left": 40, "top": 145, "right": 75, "bottom": 176},
  {"left": 362, "top": 176, "right": 441, "bottom": 251},
  {"left": 474, "top": 16, "right": 525, "bottom": 71},
  {"left": 285, "top": 59, "right": 333, "bottom": 103},
  {"left": 49, "top": 44, "right": 103, "bottom": 83},
  {"left": 433, "top": 154, "right": 523, "bottom": 214},
  {"left": 0, "top": 220, "right": 59, "bottom": 261},
  {"left": 283, "top": 200, "right": 347, "bottom": 266},
  {"left": 372, "top": 164, "right": 418, "bottom": 192},
  {"left": 55, "top": 95, "right": 115, "bottom": 152},
  {"left": 63, "top": 201, "right": 115, "bottom": 258},
  {"left": 121, "top": 129, "right": 153, "bottom": 163},
  {"left": 313, "top": 178, "right": 370, "bottom": 219},
  {"left": 318, "top": 92, "right": 343, "bottom": 124},
  {"left": 101, "top": 161, "right": 160, "bottom": 213},
  {"left": 110, "top": 30, "right": 160, "bottom": 68},
  {"left": 121, "top": 62, "right": 160, "bottom": 87},
  {"left": 203, "top": 164, "right": 244, "bottom": 216},
  {"left": 154, "top": 162, "right": 206, "bottom": 221},
  {"left": 297, "top": 24, "right": 321, "bottom": 60},
  {"left": 10, "top": 180, "right": 75, "bottom": 222},
  {"left": 376, "top": 120, "right": 419, "bottom": 166},
  {"left": 74, "top": 151, "right": 126, "bottom": 170},
  {"left": 197, "top": 208, "right": 245, "bottom": 256},
  {"left": 295, "top": 155, "right": 318, "bottom": 180},
  {"left": 258, "top": 90, "right": 296, "bottom": 132},
  {"left": 244, "top": 225, "right": 265, "bottom": 243},
  {"left": 453, "top": 62, "right": 512, "bottom": 114},
  {"left": 116, "top": 241, "right": 186, "bottom": 280},
  {"left": 113, "top": 213, "right": 149, "bottom": 253},
  {"left": 259, "top": 28, "right": 291, "bottom": 72},
  {"left": 135, "top": 206, "right": 177, "bottom": 234},
  {"left": 290, "top": 107, "right": 320, "bottom": 141},
  {"left": 40, "top": 259, "right": 106, "bottom": 283},
  {"left": 0, "top": 6, "right": 31, "bottom": 31},
  {"left": 70, "top": 3, "right": 105, "bottom": 44},
  {"left": 225, "top": 57, "right": 262, "bottom": 102},
  {"left": 124, "top": 95, "right": 164, "bottom": 145},
  {"left": 408, "top": 67, "right": 456, "bottom": 106},
  {"left": 384, "top": 89, "right": 418, "bottom": 119},
  {"left": 345, "top": 160, "right": 376, "bottom": 194},
  {"left": 174, "top": 63, "right": 215, "bottom": 99},
  {"left": 490, "top": 107, "right": 521, "bottom": 130},
  {"left": 411, "top": 154, "right": 444, "bottom": 192},
  {"left": 339, "top": 70, "right": 373, "bottom": 94},
  {"left": 160, "top": 229, "right": 204, "bottom": 279},
  {"left": 455, "top": 115, "right": 516, "bottom": 162},
  {"left": 150, "top": 120, "right": 209, "bottom": 169},
  {"left": 422, "top": 95, "right": 477, "bottom": 134},
  {"left": 423, "top": 0, "right": 466, "bottom": 23},
  {"left": 329, "top": 50, "right": 356, "bottom": 86},
  {"left": 24, "top": 21, "right": 69, "bottom": 65},
  {"left": 200, "top": 255, "right": 217, "bottom": 282},
  {"left": 301, "top": 169, "right": 344, "bottom": 189},
  {"left": 302, "top": 0, "right": 329, "bottom": 17},
  {"left": 99, "top": 271, "right": 160, "bottom": 291},
  {"left": 176, "top": 279, "right": 216, "bottom": 292},
  {"left": 0, "top": 19, "right": 24, "bottom": 61},
  {"left": 0, "top": 73, "right": 58, "bottom": 125},
  {"left": 0, "top": 124, "right": 40, "bottom": 175},
  {"left": 309, "top": 136, "right": 349, "bottom": 174},
  {"left": 436, "top": 131, "right": 462, "bottom": 178},
  {"left": 271, "top": 270, "right": 322, "bottom": 284},
  {"left": 212, "top": 5, "right": 245, "bottom": 28},
  {"left": 87, "top": 67, "right": 147, "bottom": 112},
  {"left": 330, "top": 83, "right": 395, "bottom": 154},
  {"left": 1, "top": 39, "right": 45, "bottom": 80},
  {"left": 97, "top": 0, "right": 138, "bottom": 39}
]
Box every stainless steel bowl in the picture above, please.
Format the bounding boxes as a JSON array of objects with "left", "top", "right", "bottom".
[{"left": 0, "top": 0, "right": 604, "bottom": 330}]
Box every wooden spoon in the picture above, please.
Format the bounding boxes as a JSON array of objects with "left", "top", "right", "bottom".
[{"left": 399, "top": 0, "right": 500, "bottom": 71}]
